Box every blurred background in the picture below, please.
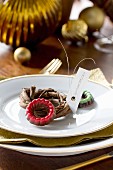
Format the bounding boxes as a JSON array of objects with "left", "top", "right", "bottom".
[{"left": 0, "top": 0, "right": 113, "bottom": 79}]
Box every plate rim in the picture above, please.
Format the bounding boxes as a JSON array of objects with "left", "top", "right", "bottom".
[
  {"left": 0, "top": 137, "right": 113, "bottom": 156},
  {"left": 0, "top": 73, "right": 111, "bottom": 88}
]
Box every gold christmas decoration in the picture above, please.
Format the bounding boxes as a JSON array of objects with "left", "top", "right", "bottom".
[
  {"left": 14, "top": 47, "right": 31, "bottom": 63},
  {"left": 61, "top": 19, "right": 88, "bottom": 42},
  {"left": 79, "top": 6, "right": 105, "bottom": 32},
  {"left": 90, "top": 0, "right": 113, "bottom": 22},
  {"left": 0, "top": 0, "right": 62, "bottom": 47}
]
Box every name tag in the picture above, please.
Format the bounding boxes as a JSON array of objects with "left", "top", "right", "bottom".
[{"left": 66, "top": 67, "right": 90, "bottom": 116}]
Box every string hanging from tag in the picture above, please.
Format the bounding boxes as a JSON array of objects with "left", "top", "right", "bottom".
[
  {"left": 57, "top": 38, "right": 96, "bottom": 90},
  {"left": 73, "top": 58, "right": 96, "bottom": 74},
  {"left": 70, "top": 58, "right": 96, "bottom": 87},
  {"left": 58, "top": 38, "right": 70, "bottom": 75},
  {"left": 58, "top": 39, "right": 96, "bottom": 75}
]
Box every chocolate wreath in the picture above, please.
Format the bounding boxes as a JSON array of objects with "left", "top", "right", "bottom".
[
  {"left": 19, "top": 86, "right": 94, "bottom": 126},
  {"left": 19, "top": 86, "right": 71, "bottom": 118}
]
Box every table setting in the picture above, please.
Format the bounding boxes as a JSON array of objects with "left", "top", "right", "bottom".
[
  {"left": 0, "top": 64, "right": 113, "bottom": 161},
  {"left": 0, "top": 41, "right": 113, "bottom": 168},
  {"left": 1, "top": 0, "right": 113, "bottom": 170}
]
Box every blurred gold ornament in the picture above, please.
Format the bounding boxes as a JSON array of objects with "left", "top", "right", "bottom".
[
  {"left": 61, "top": 19, "right": 88, "bottom": 42},
  {"left": 0, "top": 0, "right": 62, "bottom": 47},
  {"left": 14, "top": 47, "right": 31, "bottom": 64},
  {"left": 79, "top": 6, "right": 105, "bottom": 32},
  {"left": 90, "top": 0, "right": 113, "bottom": 22}
]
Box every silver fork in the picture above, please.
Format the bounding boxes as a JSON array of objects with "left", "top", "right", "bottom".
[{"left": 39, "top": 58, "right": 62, "bottom": 74}]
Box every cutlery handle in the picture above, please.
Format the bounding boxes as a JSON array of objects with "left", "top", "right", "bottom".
[{"left": 58, "top": 154, "right": 111, "bottom": 170}]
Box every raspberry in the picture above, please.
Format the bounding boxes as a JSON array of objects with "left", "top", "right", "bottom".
[{"left": 26, "top": 98, "right": 56, "bottom": 126}]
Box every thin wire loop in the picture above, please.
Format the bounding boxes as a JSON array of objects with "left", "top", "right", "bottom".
[
  {"left": 73, "top": 58, "right": 96, "bottom": 74},
  {"left": 58, "top": 38, "right": 70, "bottom": 75},
  {"left": 58, "top": 38, "right": 96, "bottom": 91}
]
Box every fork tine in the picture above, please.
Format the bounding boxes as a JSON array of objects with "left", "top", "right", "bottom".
[
  {"left": 39, "top": 58, "right": 62, "bottom": 74},
  {"left": 49, "top": 60, "right": 62, "bottom": 74},
  {"left": 39, "top": 58, "right": 56, "bottom": 73},
  {"left": 45, "top": 59, "right": 61, "bottom": 72}
]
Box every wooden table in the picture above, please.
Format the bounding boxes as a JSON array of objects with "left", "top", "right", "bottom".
[{"left": 1, "top": 8, "right": 113, "bottom": 170}]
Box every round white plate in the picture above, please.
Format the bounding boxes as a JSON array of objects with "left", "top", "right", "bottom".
[
  {"left": 1, "top": 137, "right": 113, "bottom": 156},
  {"left": 0, "top": 75, "right": 112, "bottom": 138}
]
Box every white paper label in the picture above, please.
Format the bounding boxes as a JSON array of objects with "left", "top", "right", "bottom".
[
  {"left": 66, "top": 67, "right": 90, "bottom": 115},
  {"left": 76, "top": 109, "right": 95, "bottom": 126}
]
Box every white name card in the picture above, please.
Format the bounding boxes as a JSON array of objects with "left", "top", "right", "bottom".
[{"left": 66, "top": 67, "right": 90, "bottom": 115}]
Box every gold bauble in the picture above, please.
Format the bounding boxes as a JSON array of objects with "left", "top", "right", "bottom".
[
  {"left": 90, "top": 0, "right": 113, "bottom": 22},
  {"left": 0, "top": 0, "right": 62, "bottom": 47},
  {"left": 14, "top": 47, "right": 31, "bottom": 64},
  {"left": 79, "top": 6, "right": 105, "bottom": 32},
  {"left": 61, "top": 19, "right": 88, "bottom": 42}
]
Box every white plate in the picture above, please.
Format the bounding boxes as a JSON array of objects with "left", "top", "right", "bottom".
[
  {"left": 0, "top": 75, "right": 112, "bottom": 138},
  {"left": 1, "top": 137, "right": 113, "bottom": 156}
]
